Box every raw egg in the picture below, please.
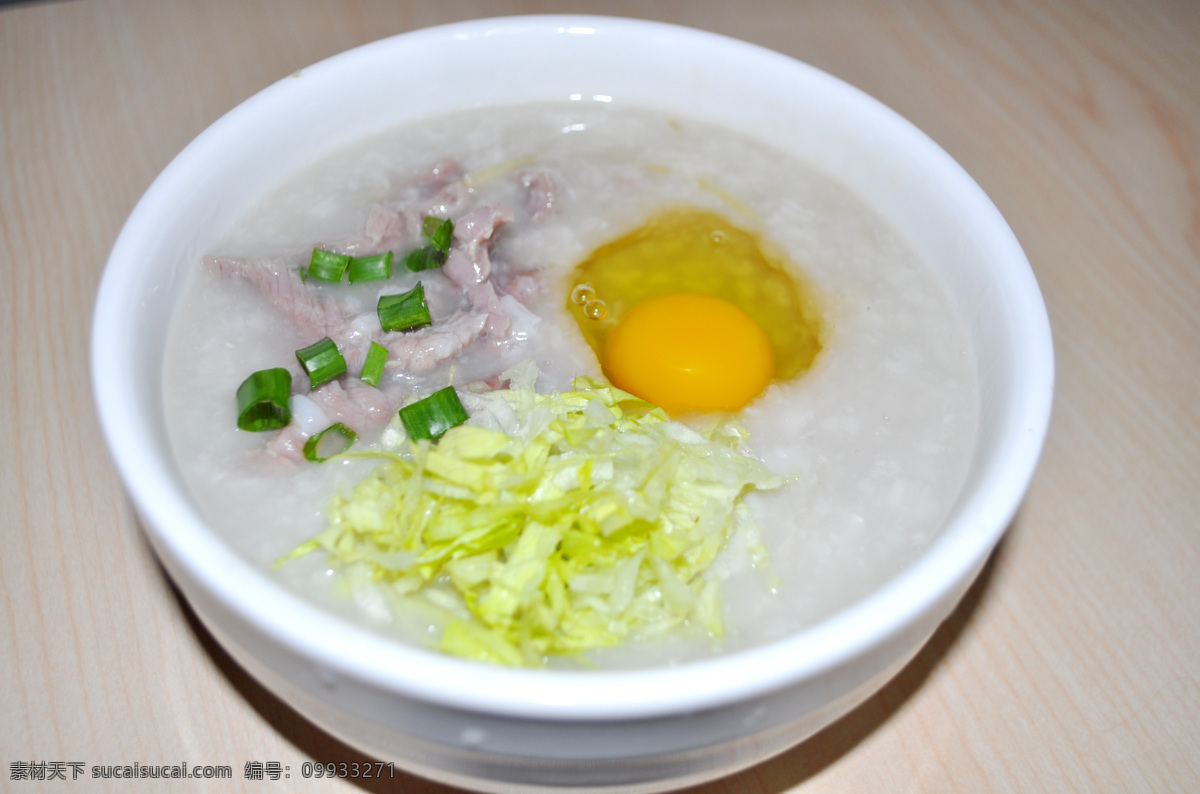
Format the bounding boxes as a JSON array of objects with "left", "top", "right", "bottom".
[
  {"left": 569, "top": 208, "right": 823, "bottom": 415},
  {"left": 603, "top": 292, "right": 774, "bottom": 414}
]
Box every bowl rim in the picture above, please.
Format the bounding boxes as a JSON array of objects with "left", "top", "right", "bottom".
[{"left": 92, "top": 14, "right": 1054, "bottom": 721}]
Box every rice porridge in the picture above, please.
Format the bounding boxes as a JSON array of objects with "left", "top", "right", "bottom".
[{"left": 163, "top": 101, "right": 977, "bottom": 667}]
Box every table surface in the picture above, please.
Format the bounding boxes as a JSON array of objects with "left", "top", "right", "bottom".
[{"left": 3, "top": 1, "right": 1198, "bottom": 791}]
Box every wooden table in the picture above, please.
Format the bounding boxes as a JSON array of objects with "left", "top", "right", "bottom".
[{"left": 3, "top": 1, "right": 1197, "bottom": 791}]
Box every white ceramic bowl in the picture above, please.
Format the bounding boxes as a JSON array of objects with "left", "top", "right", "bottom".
[{"left": 92, "top": 15, "right": 1053, "bottom": 793}]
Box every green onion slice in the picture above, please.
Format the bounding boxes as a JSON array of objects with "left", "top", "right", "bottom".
[
  {"left": 295, "top": 336, "right": 347, "bottom": 389},
  {"left": 307, "top": 248, "right": 350, "bottom": 282},
  {"left": 348, "top": 251, "right": 392, "bottom": 283},
  {"left": 378, "top": 283, "right": 432, "bottom": 332},
  {"left": 422, "top": 216, "right": 454, "bottom": 253},
  {"left": 303, "top": 422, "right": 358, "bottom": 462},
  {"left": 236, "top": 368, "right": 292, "bottom": 431},
  {"left": 361, "top": 341, "right": 389, "bottom": 387},
  {"left": 401, "top": 244, "right": 447, "bottom": 272},
  {"left": 399, "top": 386, "right": 469, "bottom": 442}
]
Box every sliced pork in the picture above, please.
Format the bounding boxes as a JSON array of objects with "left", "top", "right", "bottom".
[
  {"left": 320, "top": 159, "right": 471, "bottom": 257},
  {"left": 521, "top": 170, "right": 557, "bottom": 222},
  {"left": 205, "top": 256, "right": 346, "bottom": 340},
  {"left": 443, "top": 203, "right": 514, "bottom": 288},
  {"left": 267, "top": 377, "right": 405, "bottom": 462},
  {"left": 208, "top": 158, "right": 544, "bottom": 464}
]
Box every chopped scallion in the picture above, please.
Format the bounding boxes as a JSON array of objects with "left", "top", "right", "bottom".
[
  {"left": 422, "top": 216, "right": 454, "bottom": 253},
  {"left": 348, "top": 251, "right": 392, "bottom": 283},
  {"left": 360, "top": 341, "right": 388, "bottom": 387},
  {"left": 235, "top": 368, "right": 292, "bottom": 431},
  {"left": 401, "top": 244, "right": 447, "bottom": 272},
  {"left": 307, "top": 248, "right": 350, "bottom": 282},
  {"left": 303, "top": 422, "right": 358, "bottom": 462},
  {"left": 295, "top": 336, "right": 347, "bottom": 389},
  {"left": 378, "top": 283, "right": 432, "bottom": 332},
  {"left": 399, "top": 386, "right": 469, "bottom": 441}
]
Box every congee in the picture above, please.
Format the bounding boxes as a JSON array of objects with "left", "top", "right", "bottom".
[{"left": 163, "top": 101, "right": 978, "bottom": 668}]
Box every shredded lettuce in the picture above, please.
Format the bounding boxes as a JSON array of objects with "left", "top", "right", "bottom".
[{"left": 280, "top": 373, "right": 783, "bottom": 666}]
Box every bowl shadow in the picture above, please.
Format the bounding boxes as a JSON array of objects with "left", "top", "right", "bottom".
[
  {"left": 680, "top": 523, "right": 1010, "bottom": 793},
  {"left": 152, "top": 515, "right": 1011, "bottom": 794}
]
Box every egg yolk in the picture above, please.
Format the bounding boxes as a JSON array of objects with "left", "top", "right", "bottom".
[
  {"left": 603, "top": 292, "right": 775, "bottom": 414},
  {"left": 569, "top": 207, "right": 823, "bottom": 415}
]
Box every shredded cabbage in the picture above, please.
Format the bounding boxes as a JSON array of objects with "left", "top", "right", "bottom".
[{"left": 280, "top": 373, "right": 783, "bottom": 666}]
